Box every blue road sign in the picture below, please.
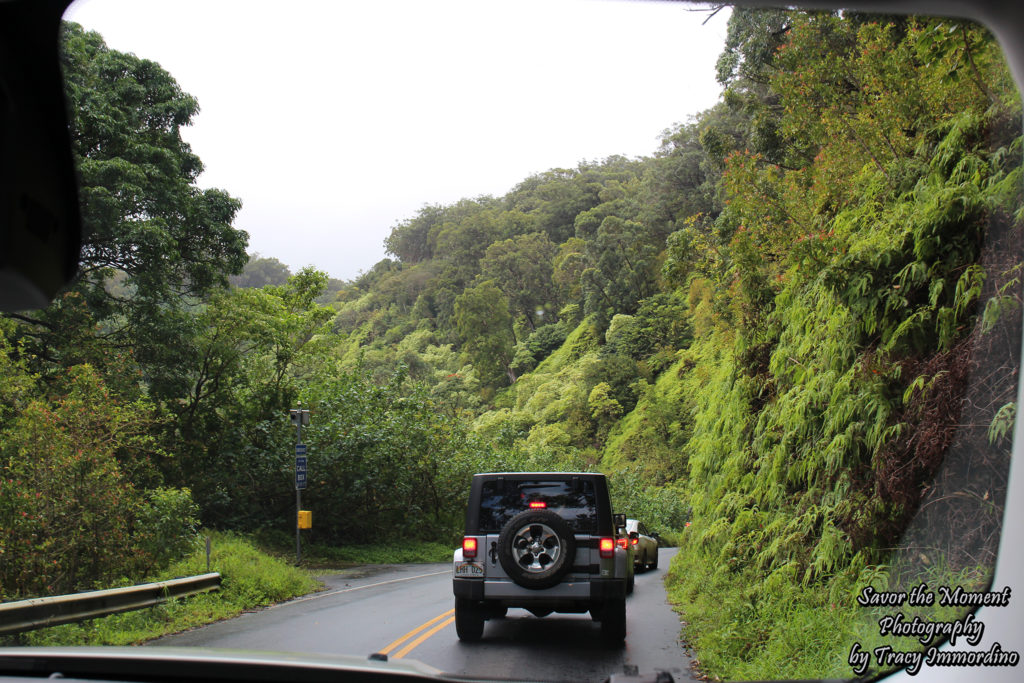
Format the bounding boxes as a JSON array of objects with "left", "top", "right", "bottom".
[
  {"left": 295, "top": 455, "right": 307, "bottom": 490},
  {"left": 296, "top": 444, "right": 307, "bottom": 456}
]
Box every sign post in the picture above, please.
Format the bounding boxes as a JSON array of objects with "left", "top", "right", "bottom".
[{"left": 289, "top": 405, "right": 310, "bottom": 564}]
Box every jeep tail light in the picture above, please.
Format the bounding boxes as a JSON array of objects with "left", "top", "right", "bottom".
[
  {"left": 463, "top": 537, "right": 477, "bottom": 558},
  {"left": 616, "top": 537, "right": 628, "bottom": 549},
  {"left": 528, "top": 501, "right": 546, "bottom": 509},
  {"left": 599, "top": 537, "right": 615, "bottom": 558}
]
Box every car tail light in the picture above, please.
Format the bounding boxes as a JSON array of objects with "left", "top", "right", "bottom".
[
  {"left": 463, "top": 537, "right": 477, "bottom": 558},
  {"left": 528, "top": 501, "right": 546, "bottom": 509},
  {"left": 599, "top": 537, "right": 615, "bottom": 558},
  {"left": 631, "top": 537, "right": 639, "bottom": 546},
  {"left": 616, "top": 537, "right": 628, "bottom": 549}
]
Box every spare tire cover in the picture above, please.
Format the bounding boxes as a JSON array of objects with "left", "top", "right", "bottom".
[{"left": 497, "top": 509, "right": 577, "bottom": 589}]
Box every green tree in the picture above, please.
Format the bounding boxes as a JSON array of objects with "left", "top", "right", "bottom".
[
  {"left": 0, "top": 365, "right": 189, "bottom": 599},
  {"left": 230, "top": 254, "right": 292, "bottom": 288},
  {"left": 588, "top": 381, "right": 623, "bottom": 440},
  {"left": 581, "top": 216, "right": 660, "bottom": 320},
  {"left": 434, "top": 207, "right": 533, "bottom": 285},
  {"left": 63, "top": 22, "right": 245, "bottom": 310},
  {"left": 480, "top": 232, "right": 560, "bottom": 330},
  {"left": 454, "top": 280, "right": 517, "bottom": 387},
  {"left": 637, "top": 117, "right": 719, "bottom": 239},
  {"left": 384, "top": 205, "right": 443, "bottom": 264},
  {"left": 552, "top": 237, "right": 589, "bottom": 316},
  {"left": 301, "top": 369, "right": 485, "bottom": 543},
  {"left": 508, "top": 158, "right": 642, "bottom": 243},
  {"left": 157, "top": 268, "right": 333, "bottom": 526},
  {"left": 713, "top": 7, "right": 815, "bottom": 170},
  {"left": 10, "top": 24, "right": 247, "bottom": 398}
]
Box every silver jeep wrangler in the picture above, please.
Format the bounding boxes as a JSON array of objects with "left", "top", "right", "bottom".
[{"left": 452, "top": 472, "right": 630, "bottom": 644}]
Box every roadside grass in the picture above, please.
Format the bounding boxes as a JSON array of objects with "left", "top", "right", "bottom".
[
  {"left": 251, "top": 528, "right": 454, "bottom": 567},
  {"left": 664, "top": 538, "right": 991, "bottom": 681},
  {"left": 296, "top": 541, "right": 454, "bottom": 566},
  {"left": 665, "top": 545, "right": 858, "bottom": 680},
  {"left": 13, "top": 532, "right": 318, "bottom": 647},
  {"left": 10, "top": 531, "right": 455, "bottom": 647}
]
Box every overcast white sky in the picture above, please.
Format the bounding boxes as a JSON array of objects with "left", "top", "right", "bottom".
[{"left": 63, "top": 0, "right": 731, "bottom": 281}]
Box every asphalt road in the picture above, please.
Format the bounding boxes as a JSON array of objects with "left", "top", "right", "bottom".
[{"left": 153, "top": 548, "right": 697, "bottom": 682}]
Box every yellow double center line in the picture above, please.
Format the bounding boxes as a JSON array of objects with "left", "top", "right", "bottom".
[{"left": 378, "top": 608, "right": 456, "bottom": 659}]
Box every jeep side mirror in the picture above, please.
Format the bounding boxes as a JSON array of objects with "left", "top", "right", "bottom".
[{"left": 613, "top": 513, "right": 626, "bottom": 530}]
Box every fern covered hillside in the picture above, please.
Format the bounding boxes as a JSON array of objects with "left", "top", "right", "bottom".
[{"left": 324, "top": 10, "right": 1023, "bottom": 679}]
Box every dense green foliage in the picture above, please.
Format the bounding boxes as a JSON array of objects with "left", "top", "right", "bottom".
[
  {"left": 0, "top": 13, "right": 1020, "bottom": 679},
  {"left": 325, "top": 11, "right": 1022, "bottom": 679},
  {"left": 252, "top": 529, "right": 455, "bottom": 566}
]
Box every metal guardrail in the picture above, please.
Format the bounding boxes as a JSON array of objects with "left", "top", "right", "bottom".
[{"left": 0, "top": 573, "right": 221, "bottom": 635}]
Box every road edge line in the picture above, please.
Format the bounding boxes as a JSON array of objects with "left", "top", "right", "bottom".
[{"left": 279, "top": 569, "right": 450, "bottom": 608}]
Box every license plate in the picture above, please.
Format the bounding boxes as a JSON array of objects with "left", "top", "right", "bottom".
[{"left": 455, "top": 562, "right": 484, "bottom": 577}]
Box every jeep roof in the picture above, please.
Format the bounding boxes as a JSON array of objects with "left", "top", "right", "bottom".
[{"left": 463, "top": 472, "right": 615, "bottom": 538}]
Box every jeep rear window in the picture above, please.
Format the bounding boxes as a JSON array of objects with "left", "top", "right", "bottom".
[{"left": 478, "top": 479, "right": 598, "bottom": 533}]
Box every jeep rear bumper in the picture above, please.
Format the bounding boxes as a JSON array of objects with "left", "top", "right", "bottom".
[{"left": 453, "top": 577, "right": 625, "bottom": 602}]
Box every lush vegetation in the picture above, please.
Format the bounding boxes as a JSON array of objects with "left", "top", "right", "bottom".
[
  {"left": 11, "top": 532, "right": 317, "bottom": 646},
  {"left": 252, "top": 529, "right": 455, "bottom": 567},
  {"left": 1, "top": 11, "right": 1021, "bottom": 679}
]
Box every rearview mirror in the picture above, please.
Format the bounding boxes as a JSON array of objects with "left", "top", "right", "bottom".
[{"left": 0, "top": 0, "right": 83, "bottom": 311}]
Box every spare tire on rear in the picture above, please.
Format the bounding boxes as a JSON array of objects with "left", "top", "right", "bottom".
[{"left": 497, "top": 509, "right": 576, "bottom": 589}]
